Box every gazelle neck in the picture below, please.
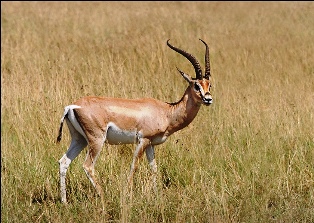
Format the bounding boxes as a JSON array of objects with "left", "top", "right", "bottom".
[{"left": 167, "top": 86, "right": 202, "bottom": 135}]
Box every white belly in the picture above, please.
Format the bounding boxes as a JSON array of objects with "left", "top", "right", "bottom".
[{"left": 105, "top": 122, "right": 140, "bottom": 145}]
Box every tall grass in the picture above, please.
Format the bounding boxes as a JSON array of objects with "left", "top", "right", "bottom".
[{"left": 1, "top": 2, "right": 314, "bottom": 222}]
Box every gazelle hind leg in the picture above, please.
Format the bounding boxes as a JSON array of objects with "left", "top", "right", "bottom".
[
  {"left": 59, "top": 134, "right": 87, "bottom": 203},
  {"left": 83, "top": 140, "right": 105, "bottom": 204}
]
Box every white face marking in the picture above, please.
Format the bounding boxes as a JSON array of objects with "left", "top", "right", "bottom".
[
  {"left": 194, "top": 81, "right": 213, "bottom": 105},
  {"left": 105, "top": 122, "right": 141, "bottom": 145}
]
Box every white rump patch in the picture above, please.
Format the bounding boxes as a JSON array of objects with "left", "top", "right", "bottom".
[
  {"left": 105, "top": 122, "right": 141, "bottom": 145},
  {"left": 64, "top": 105, "right": 88, "bottom": 140}
]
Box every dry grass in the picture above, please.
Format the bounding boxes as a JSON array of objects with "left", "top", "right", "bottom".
[{"left": 1, "top": 1, "right": 314, "bottom": 222}]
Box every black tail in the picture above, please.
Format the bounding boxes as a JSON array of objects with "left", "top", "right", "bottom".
[
  {"left": 56, "top": 106, "right": 70, "bottom": 143},
  {"left": 56, "top": 121, "right": 64, "bottom": 143}
]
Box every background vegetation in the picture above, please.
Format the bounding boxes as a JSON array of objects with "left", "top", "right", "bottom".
[{"left": 1, "top": 2, "right": 313, "bottom": 222}]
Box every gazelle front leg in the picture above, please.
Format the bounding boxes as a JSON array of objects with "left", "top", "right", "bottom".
[
  {"left": 145, "top": 144, "right": 158, "bottom": 191},
  {"left": 127, "top": 138, "right": 150, "bottom": 184}
]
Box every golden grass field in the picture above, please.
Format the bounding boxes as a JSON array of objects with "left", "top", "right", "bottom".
[{"left": 1, "top": 1, "right": 314, "bottom": 222}]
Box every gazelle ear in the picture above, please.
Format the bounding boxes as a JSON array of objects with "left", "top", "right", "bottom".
[{"left": 176, "top": 67, "right": 193, "bottom": 83}]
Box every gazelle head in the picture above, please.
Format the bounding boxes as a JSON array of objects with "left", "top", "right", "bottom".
[{"left": 167, "top": 39, "right": 213, "bottom": 106}]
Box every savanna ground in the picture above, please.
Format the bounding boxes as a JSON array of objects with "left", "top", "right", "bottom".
[{"left": 1, "top": 2, "right": 314, "bottom": 222}]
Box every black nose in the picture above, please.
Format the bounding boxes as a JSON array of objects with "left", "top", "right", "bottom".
[{"left": 203, "top": 93, "right": 212, "bottom": 104}]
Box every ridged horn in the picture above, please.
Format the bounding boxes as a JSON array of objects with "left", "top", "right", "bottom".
[
  {"left": 199, "top": 39, "right": 211, "bottom": 79},
  {"left": 167, "top": 39, "right": 203, "bottom": 80}
]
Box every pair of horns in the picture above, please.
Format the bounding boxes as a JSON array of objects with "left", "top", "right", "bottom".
[{"left": 167, "top": 39, "right": 211, "bottom": 80}]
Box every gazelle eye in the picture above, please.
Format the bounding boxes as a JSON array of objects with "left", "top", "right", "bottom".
[{"left": 194, "top": 83, "right": 200, "bottom": 91}]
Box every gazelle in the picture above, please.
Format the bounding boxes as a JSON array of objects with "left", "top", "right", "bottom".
[{"left": 57, "top": 39, "right": 213, "bottom": 204}]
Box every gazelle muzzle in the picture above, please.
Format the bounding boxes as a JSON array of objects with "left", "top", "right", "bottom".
[{"left": 202, "top": 92, "right": 213, "bottom": 105}]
